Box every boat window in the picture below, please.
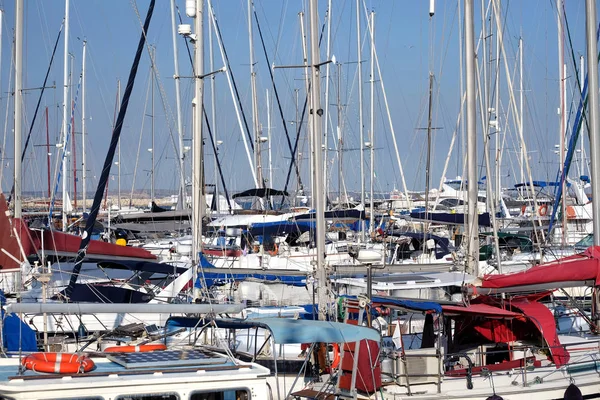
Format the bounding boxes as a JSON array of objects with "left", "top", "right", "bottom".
[
  {"left": 189, "top": 388, "right": 250, "bottom": 400},
  {"left": 439, "top": 198, "right": 462, "bottom": 207},
  {"left": 116, "top": 394, "right": 179, "bottom": 400},
  {"left": 53, "top": 398, "right": 104, "bottom": 400}
]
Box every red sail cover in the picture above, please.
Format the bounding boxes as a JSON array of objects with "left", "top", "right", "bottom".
[{"left": 479, "top": 246, "right": 600, "bottom": 289}]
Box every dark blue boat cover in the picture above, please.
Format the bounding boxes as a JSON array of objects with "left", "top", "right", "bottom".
[{"left": 409, "top": 211, "right": 492, "bottom": 227}]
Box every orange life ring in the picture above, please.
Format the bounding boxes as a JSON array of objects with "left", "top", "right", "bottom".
[
  {"left": 331, "top": 343, "right": 341, "bottom": 369},
  {"left": 268, "top": 243, "right": 279, "bottom": 256},
  {"left": 538, "top": 204, "right": 548, "bottom": 216},
  {"left": 22, "top": 352, "right": 95, "bottom": 374},
  {"left": 104, "top": 344, "right": 167, "bottom": 353}
]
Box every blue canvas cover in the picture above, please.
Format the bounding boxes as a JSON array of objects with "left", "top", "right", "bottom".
[
  {"left": 195, "top": 252, "right": 307, "bottom": 288},
  {"left": 366, "top": 295, "right": 442, "bottom": 313},
  {"left": 3, "top": 310, "right": 37, "bottom": 351},
  {"left": 248, "top": 220, "right": 314, "bottom": 237},
  {"left": 166, "top": 317, "right": 380, "bottom": 344},
  {"left": 196, "top": 271, "right": 307, "bottom": 288},
  {"left": 409, "top": 211, "right": 492, "bottom": 227},
  {"left": 97, "top": 260, "right": 186, "bottom": 275}
]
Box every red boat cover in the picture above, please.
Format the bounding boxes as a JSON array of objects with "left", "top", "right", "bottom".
[
  {"left": 0, "top": 194, "right": 154, "bottom": 271},
  {"left": 442, "top": 303, "right": 521, "bottom": 319},
  {"left": 447, "top": 297, "right": 569, "bottom": 368},
  {"left": 479, "top": 246, "right": 600, "bottom": 289},
  {"left": 510, "top": 298, "right": 570, "bottom": 367},
  {"left": 39, "top": 229, "right": 155, "bottom": 260}
]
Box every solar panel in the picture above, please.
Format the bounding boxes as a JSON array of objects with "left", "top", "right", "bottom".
[{"left": 107, "top": 350, "right": 228, "bottom": 369}]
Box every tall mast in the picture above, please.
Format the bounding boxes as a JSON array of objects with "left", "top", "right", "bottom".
[
  {"left": 494, "top": 8, "right": 501, "bottom": 211},
  {"left": 208, "top": 2, "right": 218, "bottom": 213},
  {"left": 61, "top": 0, "right": 70, "bottom": 230},
  {"left": 519, "top": 37, "right": 524, "bottom": 183},
  {"left": 557, "top": 0, "right": 567, "bottom": 246},
  {"left": 248, "top": 0, "right": 263, "bottom": 189},
  {"left": 14, "top": 1, "right": 23, "bottom": 219},
  {"left": 580, "top": 54, "right": 585, "bottom": 178},
  {"left": 170, "top": 0, "right": 186, "bottom": 210},
  {"left": 81, "top": 40, "right": 87, "bottom": 212},
  {"left": 337, "top": 62, "right": 343, "bottom": 207},
  {"left": 425, "top": 73, "right": 433, "bottom": 223},
  {"left": 117, "top": 80, "right": 121, "bottom": 210},
  {"left": 192, "top": 0, "right": 205, "bottom": 271},
  {"left": 295, "top": 88, "right": 301, "bottom": 202},
  {"left": 299, "top": 11, "right": 312, "bottom": 209},
  {"left": 72, "top": 97, "right": 77, "bottom": 210},
  {"left": 323, "top": 0, "right": 332, "bottom": 202},
  {"left": 46, "top": 107, "right": 51, "bottom": 199},
  {"left": 465, "top": 0, "right": 479, "bottom": 276},
  {"left": 368, "top": 11, "right": 375, "bottom": 233},
  {"left": 70, "top": 50, "right": 76, "bottom": 211},
  {"left": 267, "top": 89, "right": 273, "bottom": 186},
  {"left": 586, "top": 0, "right": 600, "bottom": 246},
  {"left": 356, "top": 0, "right": 365, "bottom": 240},
  {"left": 308, "top": 0, "right": 327, "bottom": 321},
  {"left": 151, "top": 47, "right": 155, "bottom": 202}
]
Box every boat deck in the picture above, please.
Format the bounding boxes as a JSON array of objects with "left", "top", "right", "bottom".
[{"left": 0, "top": 350, "right": 271, "bottom": 399}]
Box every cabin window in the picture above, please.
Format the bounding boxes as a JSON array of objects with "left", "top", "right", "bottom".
[
  {"left": 116, "top": 394, "right": 179, "bottom": 400},
  {"left": 53, "top": 398, "right": 104, "bottom": 400},
  {"left": 189, "top": 388, "right": 250, "bottom": 400}
]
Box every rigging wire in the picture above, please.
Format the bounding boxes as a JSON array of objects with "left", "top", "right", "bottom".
[
  {"left": 65, "top": 0, "right": 156, "bottom": 300},
  {"left": 254, "top": 9, "right": 304, "bottom": 191},
  {"left": 8, "top": 21, "right": 64, "bottom": 204},
  {"left": 128, "top": 63, "right": 152, "bottom": 208},
  {"left": 176, "top": 6, "right": 232, "bottom": 209}
]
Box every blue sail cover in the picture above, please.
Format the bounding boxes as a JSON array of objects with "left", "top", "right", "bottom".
[
  {"left": 409, "top": 211, "right": 492, "bottom": 227},
  {"left": 248, "top": 220, "right": 314, "bottom": 237},
  {"left": 370, "top": 295, "right": 442, "bottom": 313},
  {"left": 295, "top": 209, "right": 366, "bottom": 221},
  {"left": 196, "top": 252, "right": 307, "bottom": 288},
  {"left": 341, "top": 295, "right": 442, "bottom": 313},
  {"left": 196, "top": 271, "right": 307, "bottom": 288}
]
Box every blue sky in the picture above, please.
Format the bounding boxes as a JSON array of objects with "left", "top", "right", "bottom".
[{"left": 0, "top": 0, "right": 593, "bottom": 201}]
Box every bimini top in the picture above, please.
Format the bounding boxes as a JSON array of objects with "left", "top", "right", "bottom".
[
  {"left": 166, "top": 317, "right": 380, "bottom": 344},
  {"left": 232, "top": 188, "right": 289, "bottom": 198}
]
